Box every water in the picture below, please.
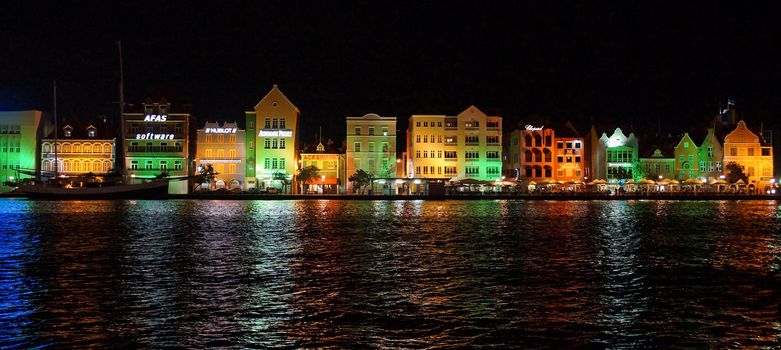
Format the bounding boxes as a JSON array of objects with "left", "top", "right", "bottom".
[{"left": 1, "top": 199, "right": 780, "bottom": 348}]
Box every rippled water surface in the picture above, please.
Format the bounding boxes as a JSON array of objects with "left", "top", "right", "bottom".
[{"left": 1, "top": 199, "right": 780, "bottom": 348}]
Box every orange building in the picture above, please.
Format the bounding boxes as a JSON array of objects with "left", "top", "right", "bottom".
[{"left": 723, "top": 120, "right": 774, "bottom": 186}]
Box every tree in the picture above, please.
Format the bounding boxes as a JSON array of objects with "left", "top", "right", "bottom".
[
  {"left": 193, "top": 164, "right": 216, "bottom": 191},
  {"left": 296, "top": 165, "right": 319, "bottom": 194},
  {"left": 272, "top": 171, "right": 289, "bottom": 194},
  {"left": 349, "top": 169, "right": 373, "bottom": 194},
  {"left": 725, "top": 161, "right": 748, "bottom": 183},
  {"left": 631, "top": 160, "right": 645, "bottom": 182}
]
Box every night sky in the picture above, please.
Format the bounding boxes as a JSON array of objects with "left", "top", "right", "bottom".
[{"left": 3, "top": 2, "right": 781, "bottom": 142}]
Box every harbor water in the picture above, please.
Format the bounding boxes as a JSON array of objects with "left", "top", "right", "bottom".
[{"left": 1, "top": 199, "right": 780, "bottom": 348}]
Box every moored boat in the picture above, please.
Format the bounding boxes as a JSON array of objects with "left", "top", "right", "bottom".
[{"left": 18, "top": 179, "right": 170, "bottom": 199}]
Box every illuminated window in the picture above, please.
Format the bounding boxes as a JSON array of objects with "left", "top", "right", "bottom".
[
  {"left": 205, "top": 149, "right": 213, "bottom": 157},
  {"left": 354, "top": 142, "right": 361, "bottom": 152},
  {"left": 416, "top": 121, "right": 420, "bottom": 127},
  {"left": 437, "top": 150, "right": 442, "bottom": 158},
  {"left": 416, "top": 135, "right": 420, "bottom": 143},
  {"left": 437, "top": 135, "right": 442, "bottom": 143},
  {"left": 369, "top": 127, "right": 375, "bottom": 135},
  {"left": 87, "top": 127, "right": 96, "bottom": 138},
  {"left": 229, "top": 164, "right": 236, "bottom": 174},
  {"left": 280, "top": 158, "right": 285, "bottom": 169},
  {"left": 423, "top": 122, "right": 428, "bottom": 127},
  {"left": 574, "top": 141, "right": 581, "bottom": 149},
  {"left": 64, "top": 126, "right": 73, "bottom": 137},
  {"left": 423, "top": 135, "right": 428, "bottom": 143},
  {"left": 230, "top": 134, "right": 237, "bottom": 143},
  {"left": 272, "top": 139, "right": 278, "bottom": 149},
  {"left": 416, "top": 150, "right": 420, "bottom": 158},
  {"left": 130, "top": 161, "right": 138, "bottom": 170},
  {"left": 423, "top": 150, "right": 428, "bottom": 158},
  {"left": 280, "top": 139, "right": 286, "bottom": 149},
  {"left": 382, "top": 127, "right": 388, "bottom": 136},
  {"left": 145, "top": 160, "right": 153, "bottom": 170},
  {"left": 355, "top": 127, "right": 361, "bottom": 135},
  {"left": 684, "top": 141, "right": 689, "bottom": 148}
]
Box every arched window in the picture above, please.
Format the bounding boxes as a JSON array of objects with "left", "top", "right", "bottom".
[
  {"left": 525, "top": 166, "right": 533, "bottom": 178},
  {"left": 63, "top": 144, "right": 71, "bottom": 153},
  {"left": 533, "top": 149, "right": 542, "bottom": 162},
  {"left": 533, "top": 133, "right": 542, "bottom": 146},
  {"left": 43, "top": 159, "right": 51, "bottom": 172},
  {"left": 524, "top": 149, "right": 533, "bottom": 162},
  {"left": 73, "top": 160, "right": 81, "bottom": 173},
  {"left": 104, "top": 161, "right": 112, "bottom": 173},
  {"left": 103, "top": 143, "right": 112, "bottom": 153},
  {"left": 544, "top": 165, "right": 552, "bottom": 178},
  {"left": 43, "top": 143, "right": 51, "bottom": 153},
  {"left": 63, "top": 160, "right": 71, "bottom": 172},
  {"left": 83, "top": 144, "right": 92, "bottom": 153},
  {"left": 543, "top": 149, "right": 552, "bottom": 162},
  {"left": 534, "top": 166, "right": 542, "bottom": 178},
  {"left": 73, "top": 143, "right": 81, "bottom": 153},
  {"left": 525, "top": 134, "right": 533, "bottom": 147}
]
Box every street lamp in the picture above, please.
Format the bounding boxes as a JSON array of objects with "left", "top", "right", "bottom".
[{"left": 321, "top": 175, "right": 326, "bottom": 195}]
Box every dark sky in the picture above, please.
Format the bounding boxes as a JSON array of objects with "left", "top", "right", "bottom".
[{"left": 3, "top": 1, "right": 781, "bottom": 142}]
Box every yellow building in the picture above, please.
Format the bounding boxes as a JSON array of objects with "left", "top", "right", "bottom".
[
  {"left": 245, "top": 85, "right": 299, "bottom": 192},
  {"left": 407, "top": 106, "right": 502, "bottom": 181},
  {"left": 723, "top": 120, "right": 774, "bottom": 184},
  {"left": 194, "top": 121, "right": 245, "bottom": 190},
  {"left": 41, "top": 122, "right": 116, "bottom": 178},
  {"left": 345, "top": 113, "right": 397, "bottom": 192}
]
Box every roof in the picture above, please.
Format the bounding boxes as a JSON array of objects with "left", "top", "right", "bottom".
[{"left": 43, "top": 120, "right": 115, "bottom": 139}]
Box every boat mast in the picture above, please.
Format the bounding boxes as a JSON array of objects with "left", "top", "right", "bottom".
[
  {"left": 53, "top": 80, "right": 58, "bottom": 178},
  {"left": 117, "top": 41, "right": 126, "bottom": 178}
]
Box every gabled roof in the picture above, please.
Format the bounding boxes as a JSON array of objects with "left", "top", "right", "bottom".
[
  {"left": 44, "top": 122, "right": 115, "bottom": 139},
  {"left": 253, "top": 84, "right": 300, "bottom": 112}
]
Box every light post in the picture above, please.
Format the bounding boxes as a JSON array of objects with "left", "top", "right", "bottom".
[{"left": 321, "top": 175, "right": 325, "bottom": 195}]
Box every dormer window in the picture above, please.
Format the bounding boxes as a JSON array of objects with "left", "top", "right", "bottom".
[
  {"left": 316, "top": 142, "right": 325, "bottom": 152},
  {"left": 63, "top": 125, "right": 73, "bottom": 138},
  {"left": 87, "top": 125, "right": 97, "bottom": 138}
]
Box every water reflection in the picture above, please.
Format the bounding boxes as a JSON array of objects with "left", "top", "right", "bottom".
[{"left": 0, "top": 198, "right": 779, "bottom": 348}]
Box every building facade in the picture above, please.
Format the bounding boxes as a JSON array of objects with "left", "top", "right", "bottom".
[
  {"left": 0, "top": 110, "right": 50, "bottom": 192},
  {"left": 673, "top": 133, "right": 699, "bottom": 180},
  {"left": 697, "top": 128, "right": 724, "bottom": 179},
  {"left": 300, "top": 141, "right": 346, "bottom": 194},
  {"left": 194, "top": 121, "right": 245, "bottom": 190},
  {"left": 639, "top": 148, "right": 675, "bottom": 180},
  {"left": 345, "top": 113, "right": 397, "bottom": 192},
  {"left": 245, "top": 85, "right": 299, "bottom": 192},
  {"left": 553, "top": 123, "right": 585, "bottom": 181},
  {"left": 41, "top": 122, "right": 115, "bottom": 178},
  {"left": 407, "top": 106, "right": 502, "bottom": 181},
  {"left": 597, "top": 128, "right": 639, "bottom": 181},
  {"left": 723, "top": 120, "right": 774, "bottom": 183},
  {"left": 519, "top": 125, "right": 555, "bottom": 179},
  {"left": 124, "top": 99, "right": 191, "bottom": 194}
]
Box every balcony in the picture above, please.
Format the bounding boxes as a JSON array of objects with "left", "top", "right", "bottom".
[
  {"left": 444, "top": 158, "right": 457, "bottom": 162},
  {"left": 128, "top": 146, "right": 184, "bottom": 153}
]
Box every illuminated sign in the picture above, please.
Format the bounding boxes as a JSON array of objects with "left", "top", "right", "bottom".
[
  {"left": 136, "top": 133, "right": 175, "bottom": 140},
  {"left": 258, "top": 130, "right": 293, "bottom": 137},
  {"left": 200, "top": 159, "right": 241, "bottom": 163},
  {"left": 525, "top": 125, "right": 544, "bottom": 131},
  {"left": 143, "top": 114, "right": 168, "bottom": 122},
  {"left": 205, "top": 127, "right": 237, "bottom": 134}
]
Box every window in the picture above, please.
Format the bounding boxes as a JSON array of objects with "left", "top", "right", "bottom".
[
  {"left": 437, "top": 135, "right": 442, "bottom": 143},
  {"left": 230, "top": 134, "right": 236, "bottom": 143},
  {"left": 279, "top": 158, "right": 285, "bottom": 169},
  {"left": 416, "top": 150, "right": 420, "bottom": 158},
  {"left": 205, "top": 149, "right": 213, "bottom": 157},
  {"left": 229, "top": 149, "right": 237, "bottom": 158},
  {"left": 445, "top": 136, "right": 456, "bottom": 143},
  {"left": 445, "top": 151, "right": 457, "bottom": 159},
  {"left": 557, "top": 169, "right": 564, "bottom": 177},
  {"left": 730, "top": 148, "right": 737, "bottom": 156},
  {"left": 354, "top": 142, "right": 361, "bottom": 152},
  {"left": 248, "top": 120, "right": 255, "bottom": 128},
  {"left": 688, "top": 155, "right": 694, "bottom": 163},
  {"left": 575, "top": 156, "right": 581, "bottom": 163},
  {"left": 175, "top": 160, "right": 183, "bottom": 171},
  {"left": 748, "top": 148, "right": 755, "bottom": 156},
  {"left": 280, "top": 139, "right": 286, "bottom": 149},
  {"left": 87, "top": 128, "right": 96, "bottom": 138},
  {"left": 416, "top": 135, "right": 421, "bottom": 143},
  {"left": 574, "top": 141, "right": 581, "bottom": 149},
  {"left": 487, "top": 136, "right": 500, "bottom": 144},
  {"left": 130, "top": 161, "right": 138, "bottom": 170},
  {"left": 369, "top": 142, "right": 375, "bottom": 152},
  {"left": 545, "top": 135, "right": 552, "bottom": 147},
  {"left": 355, "top": 127, "right": 361, "bottom": 135},
  {"left": 382, "top": 127, "right": 388, "bottom": 136},
  {"left": 416, "top": 121, "right": 420, "bottom": 127},
  {"left": 369, "top": 127, "right": 375, "bottom": 135},
  {"left": 487, "top": 167, "right": 499, "bottom": 175},
  {"left": 280, "top": 119, "right": 286, "bottom": 129},
  {"left": 264, "top": 138, "right": 271, "bottom": 149},
  {"left": 437, "top": 150, "right": 442, "bottom": 158},
  {"left": 64, "top": 127, "right": 72, "bottom": 137},
  {"left": 160, "top": 160, "right": 168, "bottom": 171},
  {"left": 566, "top": 142, "right": 572, "bottom": 149},
  {"left": 487, "top": 121, "right": 499, "bottom": 128},
  {"left": 229, "top": 164, "right": 236, "bottom": 174},
  {"left": 465, "top": 135, "right": 479, "bottom": 144},
  {"left": 423, "top": 150, "right": 428, "bottom": 158},
  {"left": 465, "top": 166, "right": 480, "bottom": 175},
  {"left": 264, "top": 158, "right": 270, "bottom": 169},
  {"left": 679, "top": 155, "right": 685, "bottom": 163},
  {"left": 465, "top": 151, "right": 479, "bottom": 159},
  {"left": 557, "top": 156, "right": 564, "bottom": 163},
  {"left": 423, "top": 121, "right": 428, "bottom": 127},
  {"left": 272, "top": 118, "right": 278, "bottom": 129},
  {"left": 486, "top": 151, "right": 499, "bottom": 159},
  {"left": 264, "top": 118, "right": 271, "bottom": 128},
  {"left": 684, "top": 141, "right": 689, "bottom": 148},
  {"left": 272, "top": 139, "right": 278, "bottom": 149},
  {"left": 437, "top": 122, "right": 442, "bottom": 127},
  {"left": 382, "top": 143, "right": 389, "bottom": 152},
  {"left": 145, "top": 160, "right": 153, "bottom": 170},
  {"left": 272, "top": 158, "right": 278, "bottom": 169}
]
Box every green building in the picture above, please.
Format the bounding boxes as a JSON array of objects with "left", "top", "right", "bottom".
[
  {"left": 597, "top": 128, "right": 639, "bottom": 181},
  {"left": 0, "top": 110, "right": 51, "bottom": 192},
  {"left": 673, "top": 133, "right": 699, "bottom": 180},
  {"left": 123, "top": 99, "right": 192, "bottom": 194},
  {"left": 639, "top": 148, "right": 675, "bottom": 180}
]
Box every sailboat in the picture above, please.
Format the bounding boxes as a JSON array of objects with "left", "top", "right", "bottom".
[{"left": 18, "top": 44, "right": 170, "bottom": 199}]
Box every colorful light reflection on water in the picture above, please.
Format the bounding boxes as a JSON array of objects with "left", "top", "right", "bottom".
[{"left": 0, "top": 199, "right": 779, "bottom": 348}]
